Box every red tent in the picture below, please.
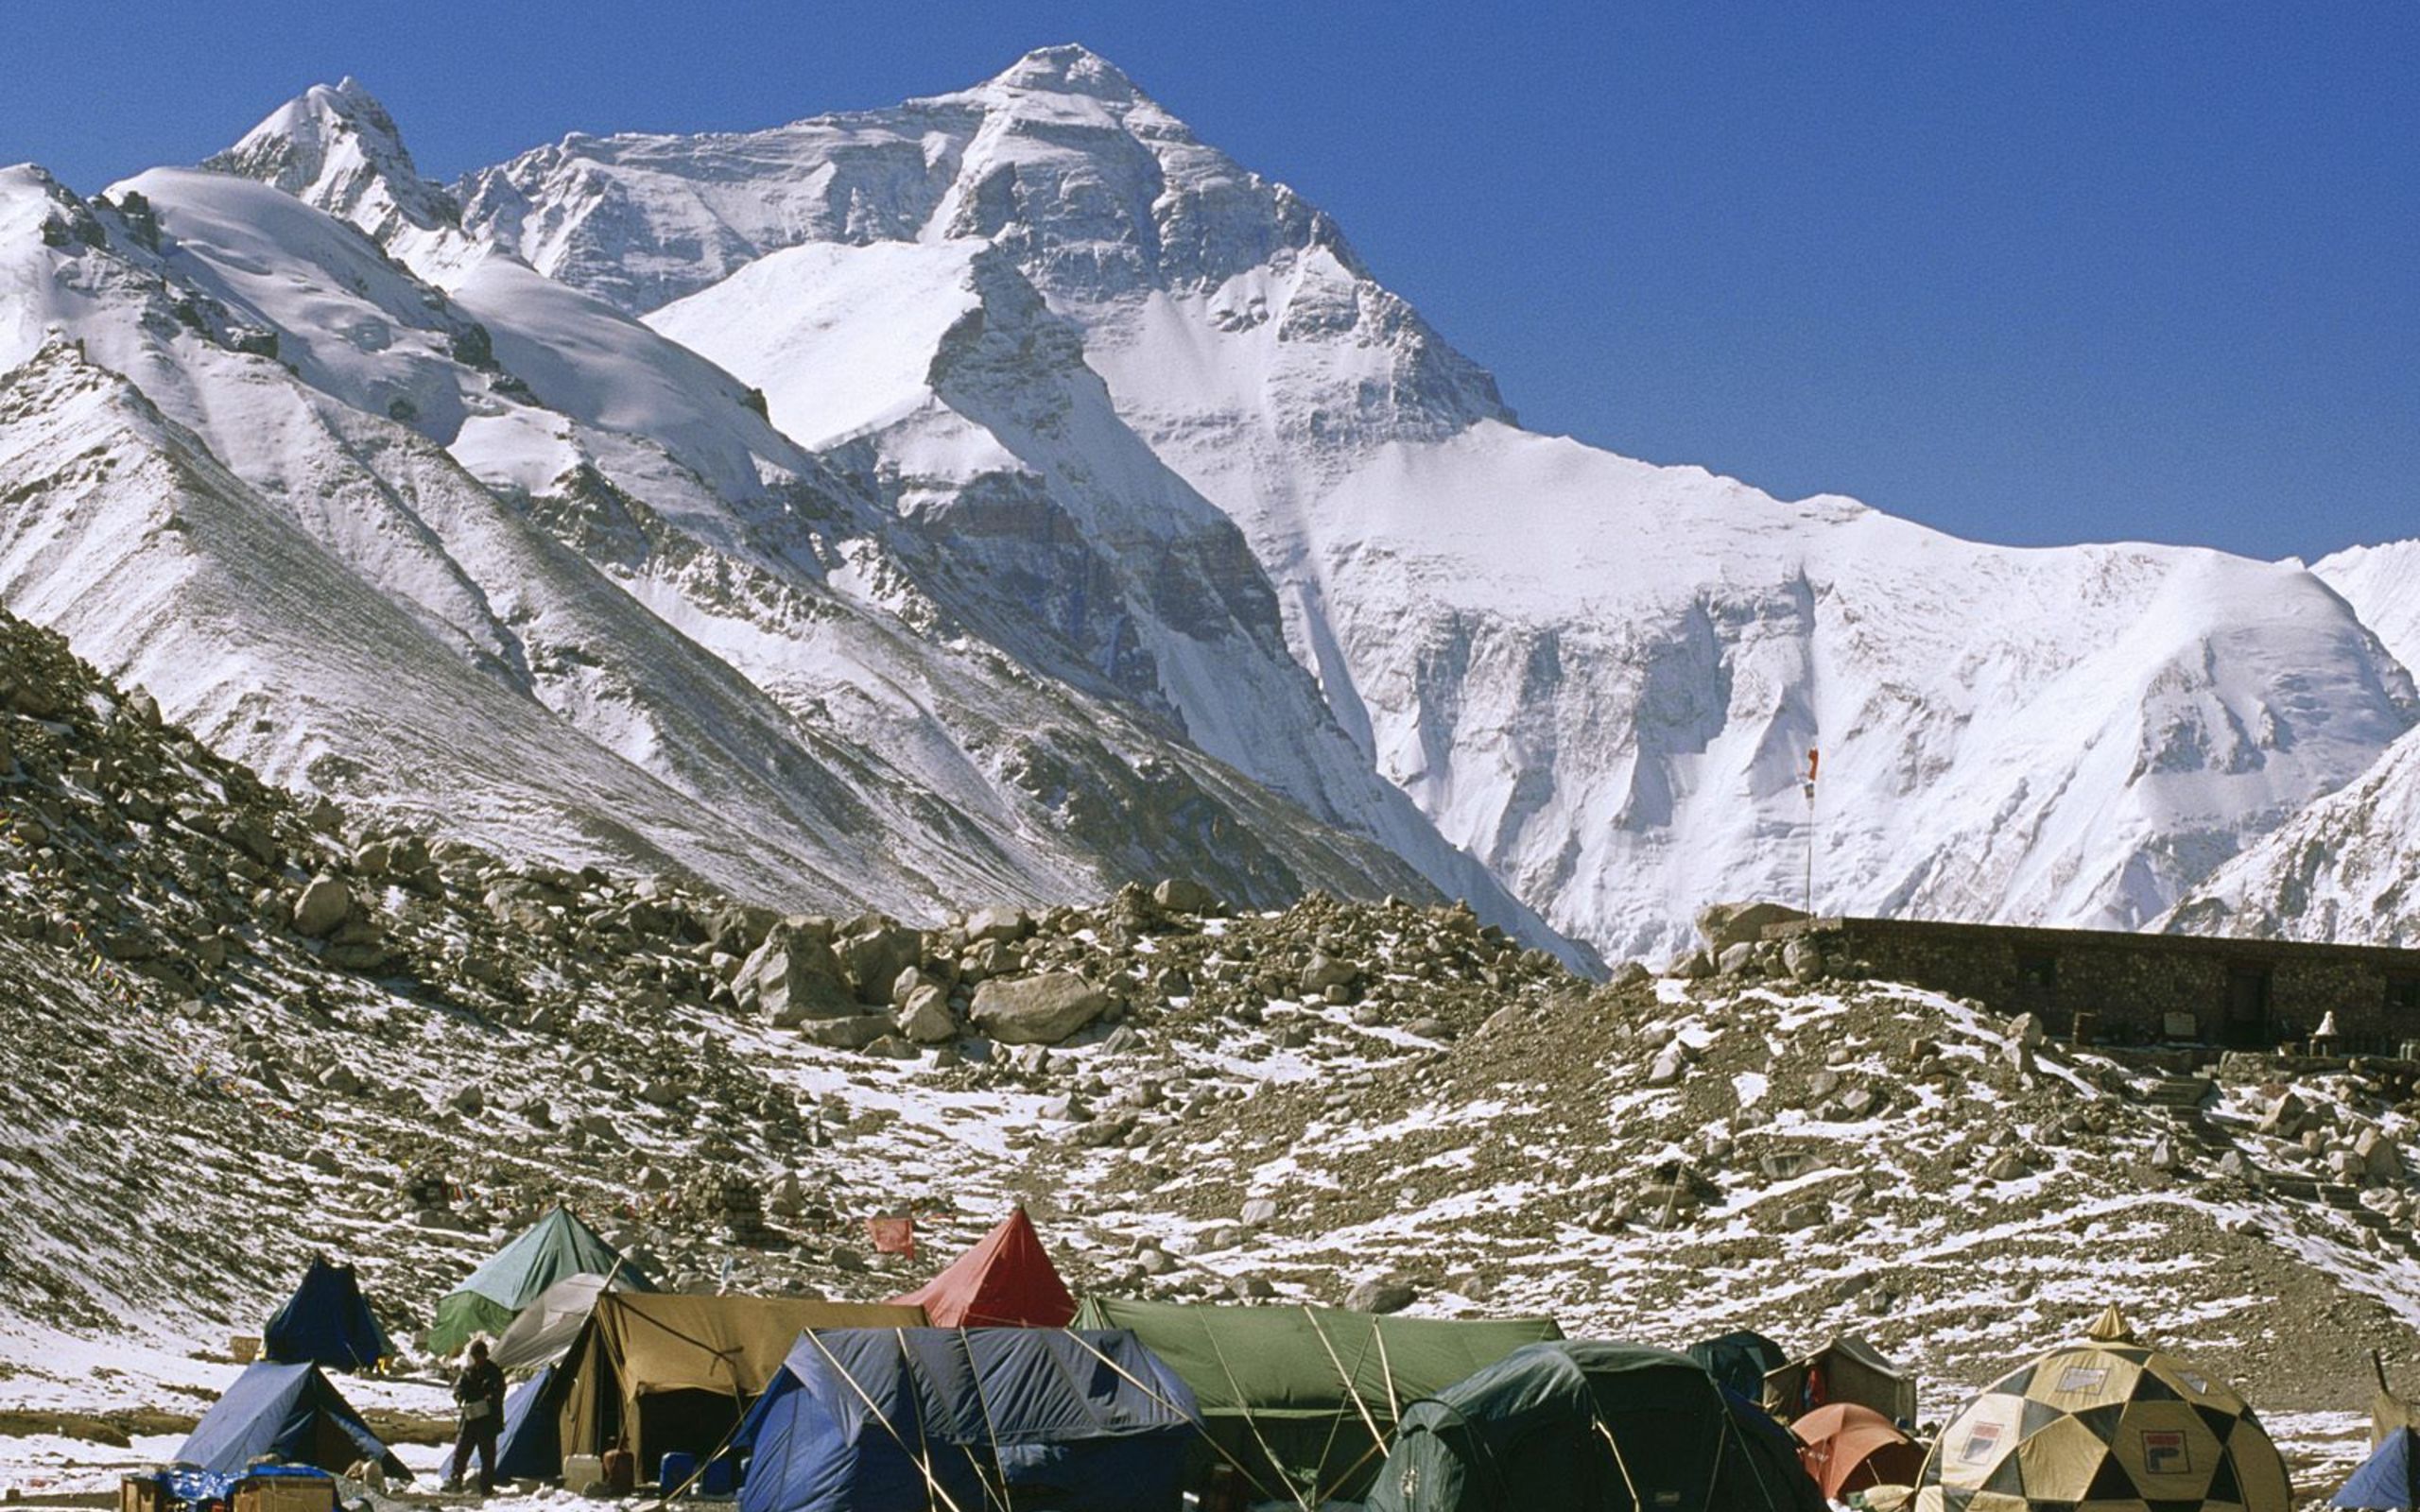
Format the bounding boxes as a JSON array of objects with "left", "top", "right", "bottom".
[
  {"left": 1790, "top": 1401, "right": 1927, "bottom": 1501},
  {"left": 887, "top": 1208, "right": 1077, "bottom": 1327}
]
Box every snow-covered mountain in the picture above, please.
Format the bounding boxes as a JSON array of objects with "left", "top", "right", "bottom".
[
  {"left": 2158, "top": 541, "right": 2420, "bottom": 943},
  {"left": 0, "top": 138, "right": 1546, "bottom": 946},
  {"left": 0, "top": 49, "right": 2410, "bottom": 960},
  {"left": 453, "top": 44, "right": 2417, "bottom": 958}
]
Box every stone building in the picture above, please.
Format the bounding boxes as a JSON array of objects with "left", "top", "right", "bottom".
[{"left": 1762, "top": 917, "right": 2420, "bottom": 1052}]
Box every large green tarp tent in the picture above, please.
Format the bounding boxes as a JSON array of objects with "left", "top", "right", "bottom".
[
  {"left": 1363, "top": 1340, "right": 1826, "bottom": 1512},
  {"left": 428, "top": 1207, "right": 653, "bottom": 1359},
  {"left": 1072, "top": 1296, "right": 1562, "bottom": 1505}
]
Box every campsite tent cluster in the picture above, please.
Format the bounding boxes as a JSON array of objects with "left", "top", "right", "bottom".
[{"left": 171, "top": 1211, "right": 2393, "bottom": 1512}]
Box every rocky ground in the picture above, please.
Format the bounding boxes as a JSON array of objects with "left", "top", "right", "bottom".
[{"left": 3, "top": 600, "right": 2417, "bottom": 1502}]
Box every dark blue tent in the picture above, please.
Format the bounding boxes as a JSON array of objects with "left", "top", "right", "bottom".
[
  {"left": 495, "top": 1365, "right": 564, "bottom": 1482},
  {"left": 1688, "top": 1330, "right": 1787, "bottom": 1402},
  {"left": 1721, "top": 1388, "right": 1830, "bottom": 1512},
  {"left": 2338, "top": 1428, "right": 2420, "bottom": 1509},
  {"left": 738, "top": 1328, "right": 1199, "bottom": 1512},
  {"left": 175, "top": 1362, "right": 409, "bottom": 1480},
  {"left": 263, "top": 1258, "right": 395, "bottom": 1371}
]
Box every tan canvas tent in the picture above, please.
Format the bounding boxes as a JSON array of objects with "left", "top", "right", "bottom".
[
  {"left": 2374, "top": 1353, "right": 2418, "bottom": 1450},
  {"left": 1914, "top": 1305, "right": 2290, "bottom": 1512},
  {"left": 555, "top": 1292, "right": 924, "bottom": 1473},
  {"left": 1767, "top": 1333, "right": 1919, "bottom": 1425}
]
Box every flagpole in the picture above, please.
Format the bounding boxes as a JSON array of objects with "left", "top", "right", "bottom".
[{"left": 1803, "top": 748, "right": 1820, "bottom": 916}]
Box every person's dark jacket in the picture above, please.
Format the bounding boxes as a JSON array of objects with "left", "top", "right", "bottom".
[{"left": 454, "top": 1358, "right": 506, "bottom": 1428}]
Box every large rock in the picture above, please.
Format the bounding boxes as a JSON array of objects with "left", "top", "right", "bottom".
[
  {"left": 739, "top": 925, "right": 857, "bottom": 1026},
  {"left": 798, "top": 1013, "right": 891, "bottom": 1051},
  {"left": 1694, "top": 901, "right": 1809, "bottom": 954},
  {"left": 964, "top": 905, "right": 1031, "bottom": 945},
  {"left": 972, "top": 972, "right": 1113, "bottom": 1045},
  {"left": 291, "top": 875, "right": 352, "bottom": 938},
  {"left": 2357, "top": 1126, "right": 2403, "bottom": 1180},
  {"left": 1344, "top": 1279, "right": 1417, "bottom": 1315},
  {"left": 1151, "top": 878, "right": 1220, "bottom": 915},
  {"left": 836, "top": 918, "right": 924, "bottom": 1005},
  {"left": 894, "top": 985, "right": 957, "bottom": 1044},
  {"left": 1299, "top": 954, "right": 1358, "bottom": 994}
]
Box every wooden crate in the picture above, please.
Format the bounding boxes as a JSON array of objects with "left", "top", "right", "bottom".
[{"left": 233, "top": 1477, "right": 335, "bottom": 1512}]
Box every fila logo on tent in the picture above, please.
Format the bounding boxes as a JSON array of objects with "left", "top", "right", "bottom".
[{"left": 2142, "top": 1431, "right": 2190, "bottom": 1474}]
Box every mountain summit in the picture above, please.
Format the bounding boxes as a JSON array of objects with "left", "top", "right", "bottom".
[
  {"left": 977, "top": 43, "right": 1151, "bottom": 104},
  {"left": 206, "top": 77, "right": 458, "bottom": 245}
]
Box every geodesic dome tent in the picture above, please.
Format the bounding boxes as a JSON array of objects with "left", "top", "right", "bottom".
[{"left": 1915, "top": 1306, "right": 2290, "bottom": 1512}]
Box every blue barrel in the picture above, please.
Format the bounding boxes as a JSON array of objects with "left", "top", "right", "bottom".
[
  {"left": 657, "top": 1452, "right": 699, "bottom": 1492},
  {"left": 699, "top": 1457, "right": 738, "bottom": 1497}
]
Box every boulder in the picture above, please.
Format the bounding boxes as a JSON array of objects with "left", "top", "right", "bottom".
[
  {"left": 1984, "top": 1149, "right": 2029, "bottom": 1182},
  {"left": 1648, "top": 1046, "right": 1685, "bottom": 1086},
  {"left": 1716, "top": 942, "right": 1757, "bottom": 976},
  {"left": 1776, "top": 1201, "right": 1826, "bottom": 1232},
  {"left": 1667, "top": 950, "right": 1715, "bottom": 980},
  {"left": 1239, "top": 1196, "right": 1280, "bottom": 1227},
  {"left": 1345, "top": 1279, "right": 1417, "bottom": 1315},
  {"left": 894, "top": 985, "right": 957, "bottom": 1044},
  {"left": 837, "top": 918, "right": 924, "bottom": 1005},
  {"left": 1782, "top": 937, "right": 1827, "bottom": 981},
  {"left": 291, "top": 875, "right": 352, "bottom": 938},
  {"left": 2357, "top": 1126, "right": 2403, "bottom": 1180},
  {"left": 2259, "top": 1091, "right": 2309, "bottom": 1139},
  {"left": 2006, "top": 1012, "right": 2048, "bottom": 1050},
  {"left": 799, "top": 1014, "right": 892, "bottom": 1051},
  {"left": 972, "top": 972, "right": 1112, "bottom": 1045},
  {"left": 739, "top": 927, "right": 857, "bottom": 1026},
  {"left": 1609, "top": 960, "right": 1652, "bottom": 989},
  {"left": 1151, "top": 878, "right": 1220, "bottom": 915},
  {"left": 1299, "top": 954, "right": 1357, "bottom": 994},
  {"left": 1695, "top": 901, "right": 1810, "bottom": 954},
  {"left": 964, "top": 905, "right": 1031, "bottom": 945}
]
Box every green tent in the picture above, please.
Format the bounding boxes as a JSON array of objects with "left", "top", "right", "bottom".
[
  {"left": 428, "top": 1207, "right": 653, "bottom": 1359},
  {"left": 1071, "top": 1296, "right": 1562, "bottom": 1505},
  {"left": 1363, "top": 1340, "right": 1826, "bottom": 1512}
]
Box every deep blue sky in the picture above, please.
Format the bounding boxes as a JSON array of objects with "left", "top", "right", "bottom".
[{"left": 5, "top": 1, "right": 2414, "bottom": 561}]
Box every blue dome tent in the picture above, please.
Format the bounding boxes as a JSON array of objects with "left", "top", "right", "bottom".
[{"left": 262, "top": 1258, "right": 394, "bottom": 1371}]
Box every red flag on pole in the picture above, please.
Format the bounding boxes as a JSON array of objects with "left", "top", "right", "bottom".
[
  {"left": 868, "top": 1214, "right": 916, "bottom": 1259},
  {"left": 1806, "top": 748, "right": 1821, "bottom": 783}
]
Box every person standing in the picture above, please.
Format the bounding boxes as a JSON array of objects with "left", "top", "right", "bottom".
[{"left": 444, "top": 1339, "right": 507, "bottom": 1495}]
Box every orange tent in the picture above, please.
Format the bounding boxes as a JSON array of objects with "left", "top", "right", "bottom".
[
  {"left": 888, "top": 1207, "right": 1077, "bottom": 1327},
  {"left": 1791, "top": 1401, "right": 1926, "bottom": 1500}
]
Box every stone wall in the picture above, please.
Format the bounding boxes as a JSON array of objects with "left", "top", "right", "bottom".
[{"left": 1764, "top": 918, "right": 2420, "bottom": 1051}]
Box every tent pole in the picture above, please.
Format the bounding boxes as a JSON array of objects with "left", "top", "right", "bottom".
[{"left": 1304, "top": 1307, "right": 1390, "bottom": 1494}]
